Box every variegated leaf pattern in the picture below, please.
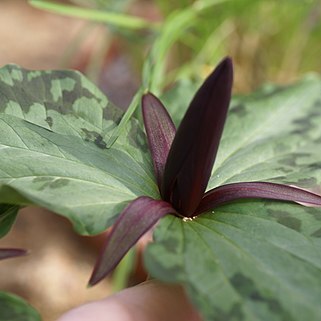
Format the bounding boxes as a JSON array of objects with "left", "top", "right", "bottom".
[
  {"left": 0, "top": 65, "right": 158, "bottom": 234},
  {"left": 1, "top": 65, "right": 321, "bottom": 321},
  {"left": 146, "top": 200, "right": 321, "bottom": 321},
  {"left": 146, "top": 76, "right": 321, "bottom": 321}
]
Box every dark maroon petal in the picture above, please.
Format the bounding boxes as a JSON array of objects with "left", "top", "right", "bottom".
[
  {"left": 0, "top": 248, "right": 27, "bottom": 260},
  {"left": 162, "top": 57, "right": 233, "bottom": 216},
  {"left": 196, "top": 182, "right": 321, "bottom": 214},
  {"left": 142, "top": 93, "right": 176, "bottom": 190},
  {"left": 89, "top": 196, "right": 175, "bottom": 286}
]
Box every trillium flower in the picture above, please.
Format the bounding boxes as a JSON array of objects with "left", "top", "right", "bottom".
[{"left": 89, "top": 57, "right": 321, "bottom": 285}]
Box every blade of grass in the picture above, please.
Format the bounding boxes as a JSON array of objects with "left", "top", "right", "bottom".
[
  {"left": 29, "top": 0, "right": 159, "bottom": 31},
  {"left": 107, "top": 87, "right": 143, "bottom": 148},
  {"left": 145, "top": 0, "right": 230, "bottom": 94},
  {"left": 146, "top": 9, "right": 197, "bottom": 94},
  {"left": 111, "top": 248, "right": 136, "bottom": 292}
]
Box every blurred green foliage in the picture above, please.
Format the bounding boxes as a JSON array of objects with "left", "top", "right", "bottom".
[{"left": 29, "top": 0, "right": 321, "bottom": 93}]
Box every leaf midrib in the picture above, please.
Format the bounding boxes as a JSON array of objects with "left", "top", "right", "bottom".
[
  {"left": 0, "top": 142, "right": 154, "bottom": 197},
  {"left": 2, "top": 175, "right": 134, "bottom": 197},
  {"left": 1, "top": 113, "right": 158, "bottom": 196}
]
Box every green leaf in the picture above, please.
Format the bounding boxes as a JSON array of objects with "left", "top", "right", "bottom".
[
  {"left": 211, "top": 76, "right": 321, "bottom": 190},
  {"left": 0, "top": 205, "right": 19, "bottom": 238},
  {"left": 2, "top": 63, "right": 321, "bottom": 321},
  {"left": 107, "top": 87, "right": 143, "bottom": 147},
  {"left": 0, "top": 65, "right": 158, "bottom": 235},
  {"left": 145, "top": 201, "right": 321, "bottom": 321},
  {"left": 145, "top": 76, "right": 321, "bottom": 321},
  {"left": 0, "top": 292, "right": 41, "bottom": 321}
]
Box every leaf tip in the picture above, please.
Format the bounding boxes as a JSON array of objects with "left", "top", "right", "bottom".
[
  {"left": 88, "top": 269, "right": 103, "bottom": 287},
  {"left": 0, "top": 248, "right": 28, "bottom": 261},
  {"left": 142, "top": 93, "right": 176, "bottom": 189}
]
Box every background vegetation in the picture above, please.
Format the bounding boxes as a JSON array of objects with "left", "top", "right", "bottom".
[{"left": 31, "top": 0, "right": 321, "bottom": 94}]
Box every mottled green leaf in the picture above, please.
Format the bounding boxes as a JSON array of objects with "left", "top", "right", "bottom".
[
  {"left": 2, "top": 64, "right": 321, "bottom": 321},
  {"left": 0, "top": 292, "right": 41, "bottom": 321},
  {"left": 145, "top": 76, "right": 321, "bottom": 321},
  {"left": 0, "top": 64, "right": 121, "bottom": 135},
  {"left": 0, "top": 65, "right": 158, "bottom": 235},
  {"left": 211, "top": 76, "right": 321, "bottom": 190},
  {"left": 146, "top": 201, "right": 321, "bottom": 321}
]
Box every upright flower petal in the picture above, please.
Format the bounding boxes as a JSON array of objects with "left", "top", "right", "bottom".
[
  {"left": 89, "top": 196, "right": 175, "bottom": 286},
  {"left": 196, "top": 182, "right": 321, "bottom": 214},
  {"left": 142, "top": 93, "right": 176, "bottom": 189},
  {"left": 162, "top": 57, "right": 233, "bottom": 216},
  {"left": 0, "top": 248, "right": 27, "bottom": 260}
]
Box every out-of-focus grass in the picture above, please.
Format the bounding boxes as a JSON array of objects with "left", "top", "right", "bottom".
[
  {"left": 29, "top": 0, "right": 321, "bottom": 93},
  {"left": 30, "top": 0, "right": 155, "bottom": 29},
  {"left": 154, "top": 0, "right": 321, "bottom": 92}
]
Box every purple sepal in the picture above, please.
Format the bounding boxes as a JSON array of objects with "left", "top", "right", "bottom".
[
  {"left": 142, "top": 93, "right": 176, "bottom": 190},
  {"left": 196, "top": 181, "right": 321, "bottom": 214},
  {"left": 0, "top": 248, "right": 27, "bottom": 260},
  {"left": 89, "top": 196, "right": 175, "bottom": 286},
  {"left": 162, "top": 57, "right": 233, "bottom": 216}
]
